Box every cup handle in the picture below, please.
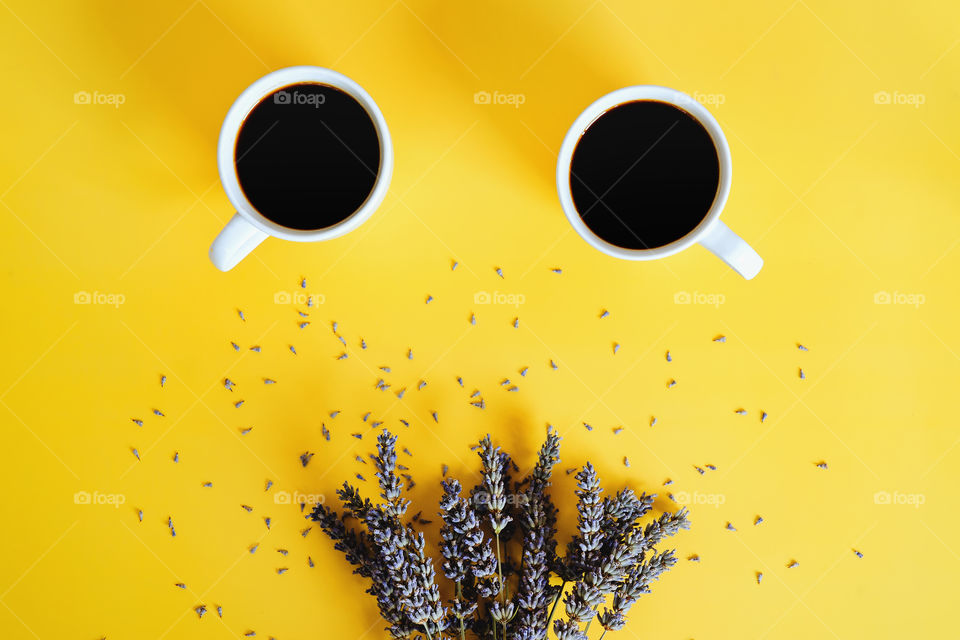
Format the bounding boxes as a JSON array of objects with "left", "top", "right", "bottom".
[
  {"left": 698, "top": 220, "right": 763, "bottom": 280},
  {"left": 209, "top": 213, "right": 268, "bottom": 272}
]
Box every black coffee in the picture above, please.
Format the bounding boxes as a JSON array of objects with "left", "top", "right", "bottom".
[
  {"left": 235, "top": 83, "right": 380, "bottom": 230},
  {"left": 569, "top": 100, "right": 719, "bottom": 250}
]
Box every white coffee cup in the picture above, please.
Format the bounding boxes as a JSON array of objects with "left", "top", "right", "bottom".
[
  {"left": 210, "top": 66, "right": 393, "bottom": 272},
  {"left": 556, "top": 85, "right": 762, "bottom": 280}
]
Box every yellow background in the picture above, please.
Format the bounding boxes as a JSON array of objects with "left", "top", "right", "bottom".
[{"left": 1, "top": 0, "right": 958, "bottom": 638}]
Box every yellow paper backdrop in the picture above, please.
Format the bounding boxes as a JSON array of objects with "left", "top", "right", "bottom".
[{"left": 1, "top": 1, "right": 958, "bottom": 638}]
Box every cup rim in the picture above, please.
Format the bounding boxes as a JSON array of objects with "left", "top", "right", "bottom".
[
  {"left": 555, "top": 85, "right": 732, "bottom": 260},
  {"left": 217, "top": 65, "right": 393, "bottom": 242}
]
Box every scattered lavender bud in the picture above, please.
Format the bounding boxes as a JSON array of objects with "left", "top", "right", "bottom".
[
  {"left": 249, "top": 544, "right": 258, "bottom": 553},
  {"left": 234, "top": 400, "right": 244, "bottom": 408},
  {"left": 566, "top": 467, "right": 576, "bottom": 475},
  {"left": 761, "top": 411, "right": 768, "bottom": 423},
  {"left": 688, "top": 554, "right": 700, "bottom": 562},
  {"left": 583, "top": 422, "right": 592, "bottom": 432},
  {"left": 513, "top": 317, "right": 519, "bottom": 329},
  {"left": 506, "top": 385, "right": 518, "bottom": 392},
  {"left": 202, "top": 482, "right": 212, "bottom": 488},
  {"left": 520, "top": 367, "right": 528, "bottom": 376},
  {"left": 217, "top": 605, "right": 223, "bottom": 617},
  {"left": 160, "top": 375, "right": 167, "bottom": 387},
  {"left": 431, "top": 411, "right": 438, "bottom": 423},
  {"left": 853, "top": 549, "right": 864, "bottom": 558},
  {"left": 650, "top": 416, "right": 657, "bottom": 427},
  {"left": 301, "top": 527, "right": 312, "bottom": 537},
  {"left": 714, "top": 335, "right": 726, "bottom": 343},
  {"left": 726, "top": 522, "right": 736, "bottom": 531},
  {"left": 706, "top": 464, "right": 717, "bottom": 471},
  {"left": 613, "top": 427, "right": 623, "bottom": 435},
  {"left": 663, "top": 478, "right": 673, "bottom": 485},
  {"left": 321, "top": 424, "right": 330, "bottom": 441},
  {"left": 249, "top": 345, "right": 261, "bottom": 352},
  {"left": 361, "top": 339, "right": 367, "bottom": 349},
  {"left": 237, "top": 310, "right": 245, "bottom": 321},
  {"left": 308, "top": 556, "right": 315, "bottom": 567},
  {"left": 470, "top": 313, "right": 477, "bottom": 325},
  {"left": 223, "top": 377, "right": 236, "bottom": 390},
  {"left": 735, "top": 409, "right": 747, "bottom": 415},
  {"left": 231, "top": 342, "right": 240, "bottom": 351},
  {"left": 131, "top": 418, "right": 143, "bottom": 427},
  {"left": 441, "top": 464, "right": 449, "bottom": 476},
  {"left": 137, "top": 509, "right": 143, "bottom": 522},
  {"left": 299, "top": 322, "right": 310, "bottom": 329},
  {"left": 666, "top": 350, "right": 672, "bottom": 362},
  {"left": 799, "top": 368, "right": 806, "bottom": 379},
  {"left": 330, "top": 410, "right": 340, "bottom": 418},
  {"left": 694, "top": 466, "right": 705, "bottom": 475},
  {"left": 418, "top": 380, "right": 426, "bottom": 390},
  {"left": 402, "top": 447, "right": 412, "bottom": 456},
  {"left": 756, "top": 572, "right": 763, "bottom": 584},
  {"left": 277, "top": 549, "right": 288, "bottom": 556},
  {"left": 356, "top": 473, "right": 366, "bottom": 481},
  {"left": 175, "top": 582, "right": 185, "bottom": 589},
  {"left": 451, "top": 260, "right": 458, "bottom": 271},
  {"left": 363, "top": 412, "right": 371, "bottom": 422},
  {"left": 816, "top": 461, "right": 828, "bottom": 470},
  {"left": 265, "top": 480, "right": 273, "bottom": 491},
  {"left": 396, "top": 388, "right": 406, "bottom": 399},
  {"left": 399, "top": 419, "right": 410, "bottom": 427},
  {"left": 241, "top": 505, "right": 253, "bottom": 512},
  {"left": 550, "top": 360, "right": 558, "bottom": 370},
  {"left": 797, "top": 343, "right": 808, "bottom": 351},
  {"left": 787, "top": 560, "right": 799, "bottom": 568},
  {"left": 300, "top": 452, "right": 314, "bottom": 467},
  {"left": 264, "top": 517, "right": 271, "bottom": 529},
  {"left": 623, "top": 457, "right": 630, "bottom": 467},
  {"left": 195, "top": 605, "right": 207, "bottom": 619},
  {"left": 153, "top": 409, "right": 164, "bottom": 417},
  {"left": 276, "top": 568, "right": 288, "bottom": 575},
  {"left": 600, "top": 309, "right": 609, "bottom": 319},
  {"left": 667, "top": 379, "right": 676, "bottom": 388},
  {"left": 551, "top": 267, "right": 562, "bottom": 273},
  {"left": 332, "top": 321, "right": 338, "bottom": 332},
  {"left": 495, "top": 267, "right": 504, "bottom": 278},
  {"left": 289, "top": 345, "right": 297, "bottom": 355},
  {"left": 263, "top": 378, "right": 276, "bottom": 385},
  {"left": 356, "top": 455, "right": 366, "bottom": 464},
  {"left": 754, "top": 516, "right": 763, "bottom": 525},
  {"left": 407, "top": 349, "right": 413, "bottom": 360},
  {"left": 167, "top": 517, "right": 176, "bottom": 537},
  {"left": 132, "top": 448, "right": 140, "bottom": 460},
  {"left": 240, "top": 428, "right": 252, "bottom": 435}
]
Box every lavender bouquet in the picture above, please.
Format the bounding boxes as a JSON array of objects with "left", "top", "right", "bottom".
[{"left": 312, "top": 429, "right": 689, "bottom": 640}]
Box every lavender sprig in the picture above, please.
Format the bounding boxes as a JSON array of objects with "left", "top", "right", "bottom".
[
  {"left": 563, "top": 463, "right": 604, "bottom": 581},
  {"left": 598, "top": 549, "right": 680, "bottom": 633},
  {"left": 514, "top": 498, "right": 550, "bottom": 639},
  {"left": 405, "top": 531, "right": 448, "bottom": 640}
]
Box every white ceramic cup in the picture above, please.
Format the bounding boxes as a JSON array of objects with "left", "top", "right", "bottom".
[
  {"left": 556, "top": 85, "right": 762, "bottom": 280},
  {"left": 210, "top": 66, "right": 393, "bottom": 272}
]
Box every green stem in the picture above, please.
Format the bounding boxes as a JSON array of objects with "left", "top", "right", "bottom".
[
  {"left": 599, "top": 630, "right": 608, "bottom": 640},
  {"left": 545, "top": 580, "right": 566, "bottom": 629},
  {"left": 456, "top": 582, "right": 466, "bottom": 640},
  {"left": 495, "top": 532, "right": 505, "bottom": 603}
]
